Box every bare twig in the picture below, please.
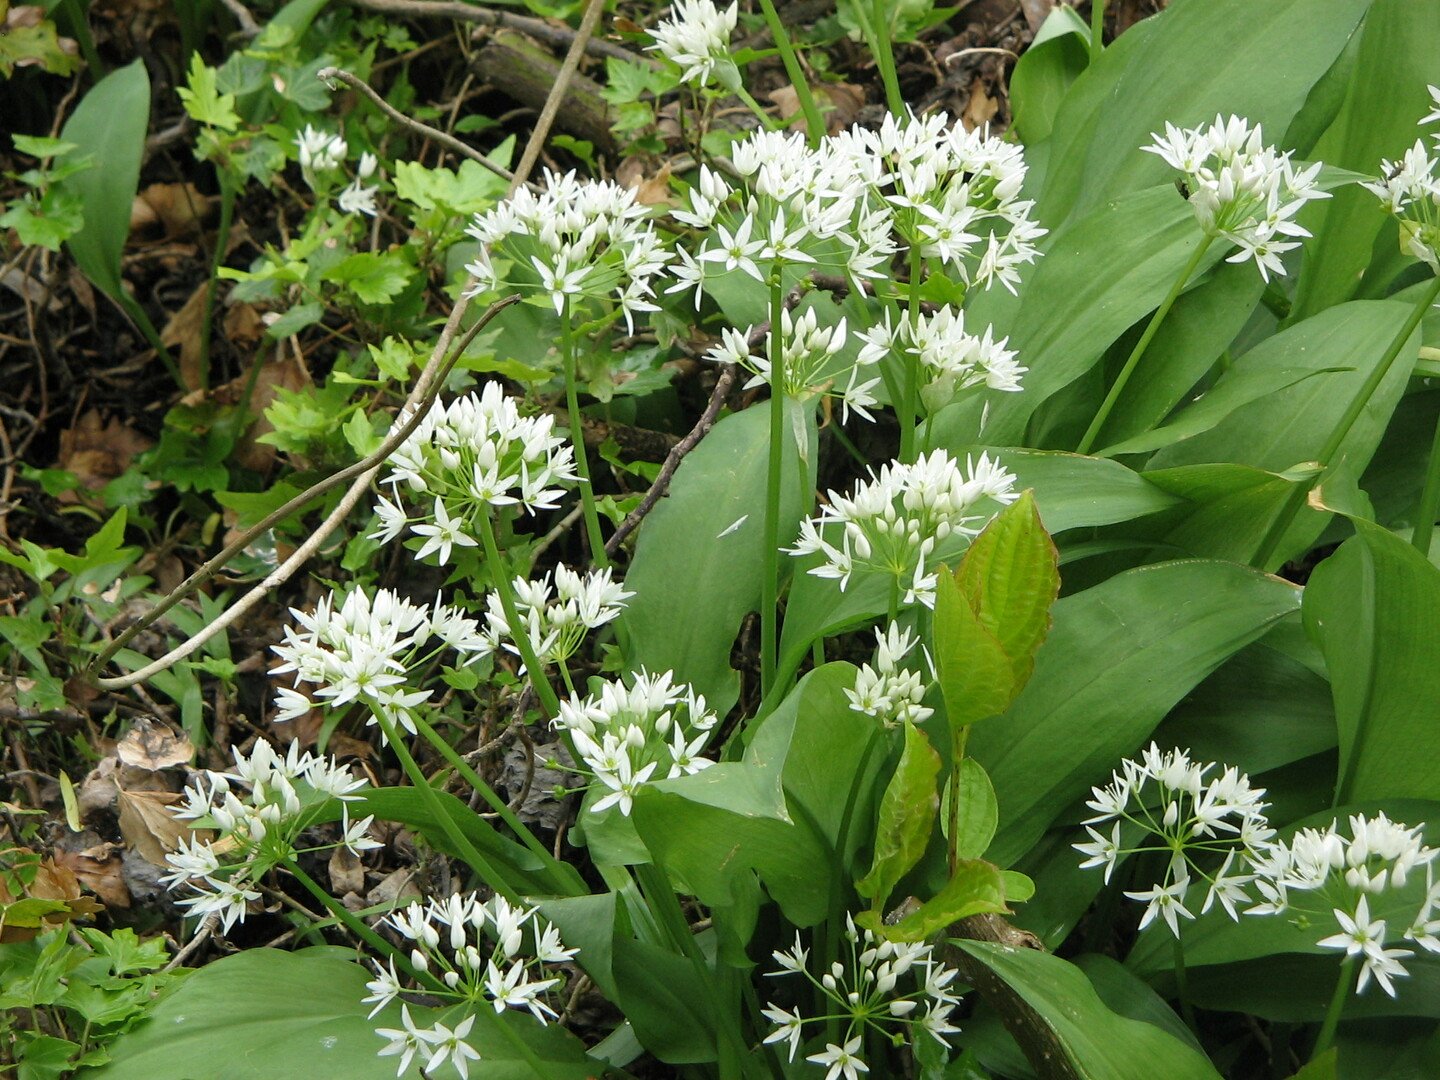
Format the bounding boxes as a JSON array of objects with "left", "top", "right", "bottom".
[
  {"left": 512, "top": 0, "right": 608, "bottom": 188},
  {"left": 318, "top": 66, "right": 528, "bottom": 189},
  {"left": 218, "top": 0, "right": 262, "bottom": 37},
  {"left": 340, "top": 0, "right": 656, "bottom": 68},
  {"left": 605, "top": 362, "right": 736, "bottom": 557},
  {"left": 164, "top": 912, "right": 219, "bottom": 971}
]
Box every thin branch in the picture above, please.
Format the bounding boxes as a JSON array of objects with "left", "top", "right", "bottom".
[
  {"left": 340, "top": 0, "right": 656, "bottom": 68},
  {"left": 218, "top": 0, "right": 262, "bottom": 37},
  {"left": 512, "top": 0, "right": 608, "bottom": 188},
  {"left": 318, "top": 66, "right": 528, "bottom": 190},
  {"left": 605, "top": 362, "right": 736, "bottom": 557}
]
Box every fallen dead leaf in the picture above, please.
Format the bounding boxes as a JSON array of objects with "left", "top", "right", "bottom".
[
  {"left": 53, "top": 845, "right": 131, "bottom": 908},
  {"left": 116, "top": 787, "right": 200, "bottom": 866},
  {"left": 329, "top": 846, "right": 365, "bottom": 895},
  {"left": 223, "top": 299, "right": 264, "bottom": 346},
  {"left": 770, "top": 82, "right": 866, "bottom": 135},
  {"left": 130, "top": 182, "right": 213, "bottom": 243},
  {"left": 963, "top": 76, "right": 1000, "bottom": 131},
  {"left": 160, "top": 282, "right": 209, "bottom": 391},
  {"left": 55, "top": 409, "right": 155, "bottom": 501},
  {"left": 631, "top": 161, "right": 674, "bottom": 208},
  {"left": 116, "top": 716, "right": 195, "bottom": 772},
  {"left": 0, "top": 856, "right": 106, "bottom": 942},
  {"left": 230, "top": 354, "right": 308, "bottom": 473}
]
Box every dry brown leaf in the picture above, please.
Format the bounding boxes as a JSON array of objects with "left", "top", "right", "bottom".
[
  {"left": 55, "top": 409, "right": 154, "bottom": 500},
  {"left": 116, "top": 716, "right": 195, "bottom": 772},
  {"left": 130, "top": 182, "right": 213, "bottom": 242},
  {"left": 223, "top": 300, "right": 264, "bottom": 346},
  {"left": 632, "top": 161, "right": 674, "bottom": 208},
  {"left": 53, "top": 846, "right": 131, "bottom": 909},
  {"left": 116, "top": 787, "right": 199, "bottom": 865},
  {"left": 963, "top": 77, "right": 999, "bottom": 131},
  {"left": 160, "top": 282, "right": 209, "bottom": 390},
  {"left": 769, "top": 82, "right": 866, "bottom": 135},
  {"left": 328, "top": 846, "right": 365, "bottom": 895}
]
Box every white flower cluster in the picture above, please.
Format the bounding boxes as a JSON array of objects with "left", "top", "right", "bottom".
[
  {"left": 552, "top": 670, "right": 719, "bottom": 815},
  {"left": 648, "top": 0, "right": 739, "bottom": 90},
  {"left": 789, "top": 450, "right": 1019, "bottom": 608},
  {"left": 464, "top": 169, "right": 670, "bottom": 330},
  {"left": 844, "top": 623, "right": 933, "bottom": 729},
  {"left": 372, "top": 382, "right": 578, "bottom": 553},
  {"left": 706, "top": 305, "right": 879, "bottom": 422},
  {"left": 163, "top": 740, "right": 377, "bottom": 933},
  {"left": 271, "top": 586, "right": 490, "bottom": 738},
  {"left": 1074, "top": 743, "right": 1274, "bottom": 937},
  {"left": 1144, "top": 114, "right": 1329, "bottom": 281},
  {"left": 1247, "top": 813, "right": 1440, "bottom": 997},
  {"left": 763, "top": 914, "right": 962, "bottom": 1078},
  {"left": 828, "top": 110, "right": 1046, "bottom": 294},
  {"left": 858, "top": 306, "right": 1024, "bottom": 413},
  {"left": 482, "top": 564, "right": 633, "bottom": 674},
  {"left": 296, "top": 124, "right": 346, "bottom": 177},
  {"left": 367, "top": 892, "right": 577, "bottom": 1078},
  {"left": 1360, "top": 86, "right": 1440, "bottom": 270},
  {"left": 339, "top": 151, "right": 381, "bottom": 218}
]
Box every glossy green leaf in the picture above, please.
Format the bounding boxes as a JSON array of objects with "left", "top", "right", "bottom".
[
  {"left": 1039, "top": 0, "right": 1368, "bottom": 221},
  {"left": 1009, "top": 5, "right": 1090, "bottom": 144},
  {"left": 1304, "top": 521, "right": 1440, "bottom": 804},
  {"left": 954, "top": 940, "right": 1224, "bottom": 1080},
  {"left": 620, "top": 401, "right": 815, "bottom": 715},
  {"left": 970, "top": 560, "right": 1302, "bottom": 865},
  {"left": 58, "top": 60, "right": 151, "bottom": 304},
  {"left": 1291, "top": 0, "right": 1440, "bottom": 319},
  {"left": 1144, "top": 462, "right": 1310, "bottom": 566},
  {"left": 856, "top": 719, "right": 941, "bottom": 910},
  {"left": 935, "top": 569, "right": 1013, "bottom": 730},
  {"left": 949, "top": 757, "right": 999, "bottom": 861},
  {"left": 96, "top": 949, "right": 596, "bottom": 1080},
  {"left": 857, "top": 859, "right": 1007, "bottom": 941},
  {"left": 611, "top": 937, "right": 718, "bottom": 1064},
  {"left": 972, "top": 448, "right": 1184, "bottom": 532}
]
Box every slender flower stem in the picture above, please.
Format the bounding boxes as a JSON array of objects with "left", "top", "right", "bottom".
[
  {"left": 1077, "top": 235, "right": 1214, "bottom": 456},
  {"left": 756, "top": 0, "right": 825, "bottom": 145},
  {"left": 408, "top": 712, "right": 579, "bottom": 890},
  {"left": 823, "top": 724, "right": 882, "bottom": 1045},
  {"left": 561, "top": 300, "right": 609, "bottom": 568},
  {"left": 1089, "top": 0, "right": 1107, "bottom": 63},
  {"left": 288, "top": 859, "right": 441, "bottom": 991},
  {"left": 900, "top": 245, "right": 925, "bottom": 462},
  {"left": 733, "top": 85, "right": 780, "bottom": 131},
  {"left": 1254, "top": 275, "right": 1440, "bottom": 570},
  {"left": 870, "top": 0, "right": 904, "bottom": 116},
  {"left": 376, "top": 711, "right": 521, "bottom": 902},
  {"left": 1172, "top": 934, "right": 1198, "bottom": 1031},
  {"left": 1312, "top": 955, "right": 1357, "bottom": 1060},
  {"left": 476, "top": 511, "right": 562, "bottom": 718},
  {"left": 761, "top": 272, "right": 786, "bottom": 699}
]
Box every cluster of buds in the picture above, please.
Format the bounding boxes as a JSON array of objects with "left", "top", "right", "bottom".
[
  {"left": 162, "top": 741, "right": 377, "bottom": 933},
  {"left": 552, "top": 670, "right": 719, "bottom": 815},
  {"left": 481, "top": 564, "right": 633, "bottom": 675},
  {"left": 647, "top": 0, "right": 740, "bottom": 90},
  {"left": 790, "top": 450, "right": 1019, "bottom": 609}
]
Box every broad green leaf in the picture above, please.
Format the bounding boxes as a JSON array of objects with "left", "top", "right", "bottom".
[
  {"left": 856, "top": 719, "right": 941, "bottom": 910},
  {"left": 96, "top": 949, "right": 596, "bottom": 1079},
  {"left": 1073, "top": 954, "right": 1205, "bottom": 1055},
  {"left": 1144, "top": 462, "right": 1310, "bottom": 566},
  {"left": 1039, "top": 0, "right": 1368, "bottom": 222},
  {"left": 323, "top": 251, "right": 413, "bottom": 305},
  {"left": 1009, "top": 5, "right": 1090, "bottom": 144},
  {"left": 1292, "top": 1049, "right": 1338, "bottom": 1080},
  {"left": 1304, "top": 521, "right": 1440, "bottom": 804},
  {"left": 969, "top": 560, "right": 1301, "bottom": 865},
  {"left": 963, "top": 448, "right": 1184, "bottom": 532},
  {"left": 1291, "top": 0, "right": 1440, "bottom": 319},
  {"left": 58, "top": 60, "right": 151, "bottom": 305},
  {"left": 620, "top": 401, "right": 815, "bottom": 716},
  {"left": 857, "top": 859, "right": 1007, "bottom": 941},
  {"left": 934, "top": 569, "right": 1012, "bottom": 730},
  {"left": 949, "top": 757, "right": 999, "bottom": 861},
  {"left": 955, "top": 492, "right": 1059, "bottom": 690},
  {"left": 954, "top": 941, "right": 1224, "bottom": 1080},
  {"left": 611, "top": 936, "right": 719, "bottom": 1064}
]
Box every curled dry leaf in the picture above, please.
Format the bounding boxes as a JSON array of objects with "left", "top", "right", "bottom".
[
  {"left": 329, "top": 845, "right": 365, "bottom": 896},
  {"left": 0, "top": 856, "right": 105, "bottom": 943},
  {"left": 770, "top": 82, "right": 866, "bottom": 135},
  {"left": 115, "top": 715, "right": 195, "bottom": 772},
  {"left": 116, "top": 787, "right": 208, "bottom": 866},
  {"left": 130, "top": 182, "right": 214, "bottom": 243},
  {"left": 53, "top": 845, "right": 131, "bottom": 909},
  {"left": 54, "top": 409, "right": 155, "bottom": 500}
]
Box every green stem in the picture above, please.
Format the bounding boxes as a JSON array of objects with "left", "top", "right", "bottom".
[
  {"left": 900, "top": 245, "right": 924, "bottom": 462},
  {"left": 1412, "top": 302, "right": 1440, "bottom": 555},
  {"left": 408, "top": 712, "right": 580, "bottom": 892},
  {"left": 60, "top": 0, "right": 103, "bottom": 77},
  {"left": 476, "top": 511, "right": 562, "bottom": 718},
  {"left": 562, "top": 301, "right": 609, "bottom": 569},
  {"left": 1312, "top": 955, "right": 1357, "bottom": 1060},
  {"left": 197, "top": 177, "right": 236, "bottom": 393},
  {"left": 1077, "top": 235, "right": 1213, "bottom": 456},
  {"left": 288, "top": 859, "right": 441, "bottom": 990},
  {"left": 948, "top": 724, "right": 970, "bottom": 876},
  {"left": 733, "top": 85, "right": 780, "bottom": 131},
  {"left": 376, "top": 711, "right": 521, "bottom": 902},
  {"left": 1089, "top": 0, "right": 1107, "bottom": 63},
  {"left": 1173, "top": 933, "right": 1198, "bottom": 1031},
  {"left": 761, "top": 273, "right": 786, "bottom": 699},
  {"left": 870, "top": 0, "right": 904, "bottom": 116},
  {"left": 1254, "top": 275, "right": 1440, "bottom": 571},
  {"left": 755, "top": 0, "right": 825, "bottom": 145}
]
